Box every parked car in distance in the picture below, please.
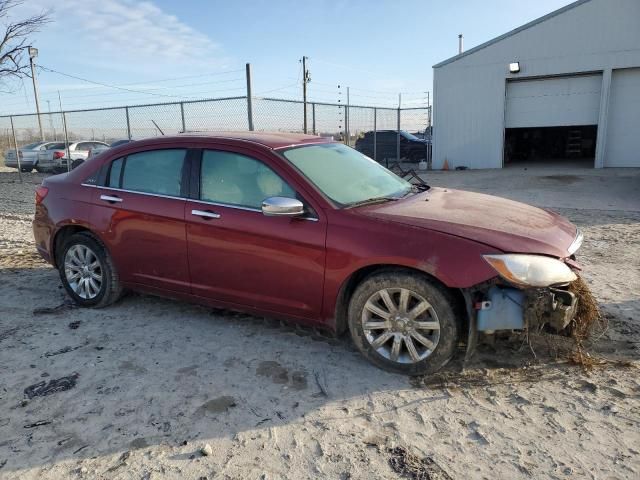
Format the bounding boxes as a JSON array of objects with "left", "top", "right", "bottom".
[
  {"left": 87, "top": 139, "right": 134, "bottom": 159},
  {"left": 3, "top": 141, "right": 71, "bottom": 172},
  {"left": 33, "top": 132, "right": 582, "bottom": 375},
  {"left": 36, "top": 141, "right": 109, "bottom": 172},
  {"left": 355, "top": 130, "right": 430, "bottom": 162}
]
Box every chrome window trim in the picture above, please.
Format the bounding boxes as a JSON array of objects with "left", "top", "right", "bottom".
[
  {"left": 568, "top": 229, "right": 583, "bottom": 255},
  {"left": 187, "top": 198, "right": 319, "bottom": 222},
  {"left": 81, "top": 183, "right": 185, "bottom": 201},
  {"left": 187, "top": 198, "right": 261, "bottom": 213},
  {"left": 82, "top": 183, "right": 319, "bottom": 221}
]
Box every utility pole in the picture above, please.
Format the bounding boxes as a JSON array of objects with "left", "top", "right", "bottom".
[
  {"left": 28, "top": 46, "right": 44, "bottom": 141},
  {"left": 302, "top": 56, "right": 310, "bottom": 134},
  {"left": 46, "top": 100, "right": 56, "bottom": 140},
  {"left": 245, "top": 63, "right": 254, "bottom": 131},
  {"left": 345, "top": 86, "right": 350, "bottom": 145},
  {"left": 396, "top": 93, "right": 401, "bottom": 162}
]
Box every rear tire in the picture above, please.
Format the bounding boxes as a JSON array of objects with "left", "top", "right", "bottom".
[
  {"left": 348, "top": 271, "right": 459, "bottom": 376},
  {"left": 71, "top": 158, "right": 84, "bottom": 170},
  {"left": 58, "top": 232, "right": 122, "bottom": 308}
]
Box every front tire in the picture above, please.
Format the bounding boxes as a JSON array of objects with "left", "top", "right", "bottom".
[
  {"left": 58, "top": 232, "right": 122, "bottom": 308},
  {"left": 348, "top": 271, "right": 459, "bottom": 376}
]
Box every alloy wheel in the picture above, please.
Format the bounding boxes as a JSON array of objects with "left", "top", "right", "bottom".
[
  {"left": 361, "top": 287, "right": 441, "bottom": 364},
  {"left": 64, "top": 244, "right": 103, "bottom": 299}
]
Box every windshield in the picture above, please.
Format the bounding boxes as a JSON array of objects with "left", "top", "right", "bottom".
[
  {"left": 282, "top": 143, "right": 412, "bottom": 206},
  {"left": 401, "top": 131, "right": 421, "bottom": 141}
]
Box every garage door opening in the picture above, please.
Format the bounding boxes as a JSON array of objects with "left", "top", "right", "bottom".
[{"left": 504, "top": 125, "right": 597, "bottom": 167}]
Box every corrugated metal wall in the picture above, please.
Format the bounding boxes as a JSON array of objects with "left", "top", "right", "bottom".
[{"left": 432, "top": 0, "right": 640, "bottom": 169}]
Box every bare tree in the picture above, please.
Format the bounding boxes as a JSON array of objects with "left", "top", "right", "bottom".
[{"left": 0, "top": 0, "right": 50, "bottom": 89}]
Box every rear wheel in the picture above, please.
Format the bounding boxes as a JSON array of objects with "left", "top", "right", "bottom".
[
  {"left": 348, "top": 271, "right": 459, "bottom": 375},
  {"left": 71, "top": 158, "right": 84, "bottom": 170},
  {"left": 58, "top": 232, "right": 122, "bottom": 308}
]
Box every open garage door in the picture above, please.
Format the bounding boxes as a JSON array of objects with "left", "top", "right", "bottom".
[
  {"left": 504, "top": 74, "right": 602, "bottom": 167},
  {"left": 604, "top": 68, "right": 640, "bottom": 167}
]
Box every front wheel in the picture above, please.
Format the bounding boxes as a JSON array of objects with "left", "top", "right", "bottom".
[
  {"left": 348, "top": 271, "right": 459, "bottom": 376},
  {"left": 58, "top": 232, "right": 122, "bottom": 308}
]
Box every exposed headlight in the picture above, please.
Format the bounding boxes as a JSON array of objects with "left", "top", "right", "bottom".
[
  {"left": 568, "top": 229, "right": 583, "bottom": 255},
  {"left": 483, "top": 254, "right": 577, "bottom": 288}
]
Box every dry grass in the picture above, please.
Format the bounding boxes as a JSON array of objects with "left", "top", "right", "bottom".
[{"left": 567, "top": 275, "right": 606, "bottom": 369}]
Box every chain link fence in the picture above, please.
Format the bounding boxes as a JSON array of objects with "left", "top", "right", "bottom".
[{"left": 0, "top": 96, "right": 431, "bottom": 171}]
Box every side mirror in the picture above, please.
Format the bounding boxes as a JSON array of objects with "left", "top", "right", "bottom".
[{"left": 261, "top": 196, "right": 304, "bottom": 217}]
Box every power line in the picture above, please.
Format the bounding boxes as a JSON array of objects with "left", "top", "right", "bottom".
[
  {"left": 39, "top": 77, "right": 244, "bottom": 102},
  {"left": 38, "top": 65, "right": 201, "bottom": 99}
]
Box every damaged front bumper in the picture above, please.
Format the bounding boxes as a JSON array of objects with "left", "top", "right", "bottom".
[
  {"left": 461, "top": 282, "right": 579, "bottom": 364},
  {"left": 476, "top": 285, "right": 578, "bottom": 333}
]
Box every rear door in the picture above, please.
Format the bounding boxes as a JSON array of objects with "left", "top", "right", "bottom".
[
  {"left": 185, "top": 147, "right": 327, "bottom": 319},
  {"left": 74, "top": 142, "right": 93, "bottom": 160},
  {"left": 91, "top": 148, "right": 192, "bottom": 293}
]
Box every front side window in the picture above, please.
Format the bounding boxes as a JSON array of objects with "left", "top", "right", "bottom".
[
  {"left": 112, "top": 149, "right": 186, "bottom": 196},
  {"left": 283, "top": 143, "right": 411, "bottom": 206},
  {"left": 200, "top": 150, "right": 295, "bottom": 209}
]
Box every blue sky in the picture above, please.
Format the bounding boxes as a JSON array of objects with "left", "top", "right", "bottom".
[{"left": 1, "top": 0, "right": 574, "bottom": 114}]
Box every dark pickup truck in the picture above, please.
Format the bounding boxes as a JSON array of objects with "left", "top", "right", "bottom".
[{"left": 355, "top": 130, "right": 430, "bottom": 162}]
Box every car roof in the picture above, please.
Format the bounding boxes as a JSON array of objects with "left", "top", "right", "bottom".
[{"left": 175, "top": 131, "right": 334, "bottom": 149}]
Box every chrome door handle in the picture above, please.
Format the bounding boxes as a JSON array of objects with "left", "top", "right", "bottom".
[
  {"left": 191, "top": 209, "right": 220, "bottom": 219},
  {"left": 100, "top": 194, "right": 123, "bottom": 203}
]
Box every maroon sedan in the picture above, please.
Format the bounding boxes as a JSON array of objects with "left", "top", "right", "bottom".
[{"left": 33, "top": 132, "right": 582, "bottom": 375}]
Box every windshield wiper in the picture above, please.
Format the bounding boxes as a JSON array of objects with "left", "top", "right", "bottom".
[{"left": 344, "top": 196, "right": 399, "bottom": 208}]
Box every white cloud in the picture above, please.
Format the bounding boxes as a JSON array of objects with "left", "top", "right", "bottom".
[{"left": 61, "top": 0, "right": 220, "bottom": 61}]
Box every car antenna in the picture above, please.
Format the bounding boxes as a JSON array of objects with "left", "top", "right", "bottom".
[{"left": 151, "top": 120, "right": 165, "bottom": 135}]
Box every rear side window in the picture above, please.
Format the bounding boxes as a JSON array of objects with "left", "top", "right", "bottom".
[{"left": 121, "top": 149, "right": 186, "bottom": 197}]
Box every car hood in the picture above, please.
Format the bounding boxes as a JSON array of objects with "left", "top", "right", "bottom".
[{"left": 357, "top": 187, "right": 578, "bottom": 258}]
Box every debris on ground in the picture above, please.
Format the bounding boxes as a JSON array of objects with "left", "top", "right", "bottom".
[
  {"left": 23, "top": 420, "right": 52, "bottom": 429},
  {"left": 201, "top": 444, "right": 213, "bottom": 456},
  {"left": 33, "top": 302, "right": 77, "bottom": 316},
  {"left": 42, "top": 344, "right": 84, "bottom": 358},
  {"left": 387, "top": 446, "right": 452, "bottom": 480},
  {"left": 24, "top": 373, "right": 79, "bottom": 399}
]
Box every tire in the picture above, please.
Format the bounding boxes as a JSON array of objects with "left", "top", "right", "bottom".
[
  {"left": 348, "top": 271, "right": 459, "bottom": 376},
  {"left": 409, "top": 151, "right": 423, "bottom": 163},
  {"left": 20, "top": 166, "right": 33, "bottom": 173},
  {"left": 58, "top": 232, "right": 122, "bottom": 308},
  {"left": 71, "top": 158, "right": 84, "bottom": 170}
]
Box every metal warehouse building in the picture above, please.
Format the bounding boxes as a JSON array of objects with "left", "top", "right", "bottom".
[{"left": 432, "top": 0, "right": 640, "bottom": 169}]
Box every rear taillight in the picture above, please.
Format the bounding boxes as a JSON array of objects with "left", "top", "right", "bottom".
[
  {"left": 54, "top": 151, "right": 65, "bottom": 159},
  {"left": 35, "top": 185, "right": 49, "bottom": 205}
]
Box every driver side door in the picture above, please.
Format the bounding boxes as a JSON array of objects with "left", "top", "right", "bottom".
[{"left": 185, "top": 147, "right": 327, "bottom": 321}]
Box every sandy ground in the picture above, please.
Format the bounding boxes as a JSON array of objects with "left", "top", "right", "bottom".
[{"left": 0, "top": 165, "right": 639, "bottom": 480}]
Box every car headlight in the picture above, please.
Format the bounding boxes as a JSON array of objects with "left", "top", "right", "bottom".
[{"left": 483, "top": 254, "right": 577, "bottom": 288}]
